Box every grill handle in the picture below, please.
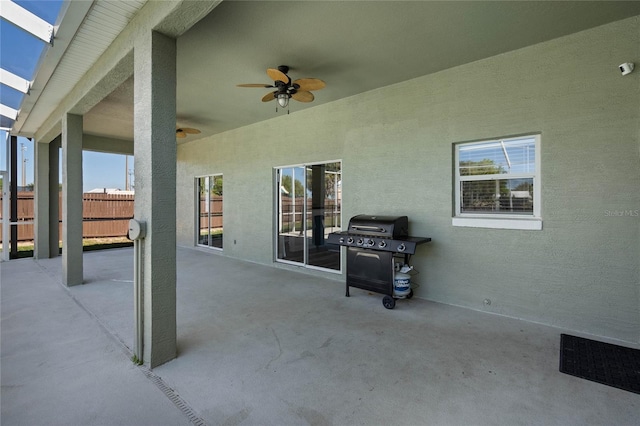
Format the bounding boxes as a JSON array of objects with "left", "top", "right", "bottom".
[{"left": 350, "top": 225, "right": 387, "bottom": 233}]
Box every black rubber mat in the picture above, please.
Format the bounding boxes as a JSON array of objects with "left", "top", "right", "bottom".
[{"left": 559, "top": 334, "right": 640, "bottom": 394}]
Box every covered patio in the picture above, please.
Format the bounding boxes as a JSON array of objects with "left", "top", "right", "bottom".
[
  {"left": 2, "top": 247, "right": 637, "bottom": 425},
  {"left": 1, "top": 0, "right": 638, "bottom": 370}
]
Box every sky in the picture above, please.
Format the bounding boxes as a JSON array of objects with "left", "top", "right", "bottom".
[
  {"left": 1, "top": 0, "right": 63, "bottom": 126},
  {"left": 1, "top": 131, "right": 134, "bottom": 192},
  {"left": 1, "top": 1, "right": 132, "bottom": 192}
]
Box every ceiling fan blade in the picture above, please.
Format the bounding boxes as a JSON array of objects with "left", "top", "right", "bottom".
[
  {"left": 179, "top": 127, "right": 201, "bottom": 134},
  {"left": 262, "top": 91, "right": 276, "bottom": 102},
  {"left": 267, "top": 68, "right": 289, "bottom": 83},
  {"left": 176, "top": 131, "right": 187, "bottom": 138},
  {"left": 237, "top": 83, "right": 275, "bottom": 88},
  {"left": 291, "top": 90, "right": 314, "bottom": 103},
  {"left": 293, "top": 78, "right": 326, "bottom": 91}
]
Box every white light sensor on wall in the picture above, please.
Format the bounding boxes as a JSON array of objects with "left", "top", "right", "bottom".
[{"left": 619, "top": 62, "right": 634, "bottom": 76}]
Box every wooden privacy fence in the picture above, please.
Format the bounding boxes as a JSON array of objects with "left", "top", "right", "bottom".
[
  {"left": 279, "top": 197, "right": 341, "bottom": 231},
  {"left": 0, "top": 192, "right": 134, "bottom": 241},
  {"left": 82, "top": 192, "right": 135, "bottom": 238},
  {"left": 198, "top": 195, "right": 223, "bottom": 230}
]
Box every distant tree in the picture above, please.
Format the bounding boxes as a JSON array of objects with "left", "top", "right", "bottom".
[
  {"left": 212, "top": 176, "right": 223, "bottom": 196},
  {"left": 324, "top": 163, "right": 341, "bottom": 200},
  {"left": 459, "top": 159, "right": 505, "bottom": 176},
  {"left": 281, "top": 175, "right": 304, "bottom": 197},
  {"left": 198, "top": 177, "right": 223, "bottom": 196},
  {"left": 459, "top": 159, "right": 507, "bottom": 211},
  {"left": 513, "top": 181, "right": 532, "bottom": 193}
]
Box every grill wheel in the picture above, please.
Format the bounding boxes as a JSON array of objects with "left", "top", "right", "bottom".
[{"left": 382, "top": 295, "right": 396, "bottom": 310}]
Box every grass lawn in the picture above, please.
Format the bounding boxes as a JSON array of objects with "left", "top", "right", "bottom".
[{"left": 9, "top": 237, "right": 133, "bottom": 259}]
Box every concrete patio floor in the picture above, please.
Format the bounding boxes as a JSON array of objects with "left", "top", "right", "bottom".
[{"left": 1, "top": 247, "right": 638, "bottom": 426}]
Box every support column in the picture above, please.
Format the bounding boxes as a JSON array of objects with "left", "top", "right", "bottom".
[
  {"left": 10, "top": 136, "right": 17, "bottom": 259},
  {"left": 34, "top": 140, "right": 50, "bottom": 259},
  {"left": 134, "top": 30, "right": 177, "bottom": 368},
  {"left": 49, "top": 137, "right": 60, "bottom": 257},
  {"left": 62, "top": 114, "right": 83, "bottom": 286}
]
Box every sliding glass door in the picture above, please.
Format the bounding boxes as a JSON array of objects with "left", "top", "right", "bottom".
[{"left": 276, "top": 161, "right": 341, "bottom": 271}]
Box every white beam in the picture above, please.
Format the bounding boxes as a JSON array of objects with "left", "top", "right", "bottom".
[
  {"left": 0, "top": 68, "right": 30, "bottom": 94},
  {"left": 0, "top": 104, "right": 18, "bottom": 121},
  {"left": 0, "top": 0, "right": 54, "bottom": 43}
]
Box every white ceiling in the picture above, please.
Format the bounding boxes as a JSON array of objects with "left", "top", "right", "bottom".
[{"left": 77, "top": 1, "right": 640, "bottom": 143}]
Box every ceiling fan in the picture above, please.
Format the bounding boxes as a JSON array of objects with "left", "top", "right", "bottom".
[
  {"left": 237, "top": 65, "right": 326, "bottom": 110},
  {"left": 176, "top": 127, "right": 201, "bottom": 139}
]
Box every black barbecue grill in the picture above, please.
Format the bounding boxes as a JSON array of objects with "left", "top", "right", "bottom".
[{"left": 327, "top": 215, "right": 431, "bottom": 309}]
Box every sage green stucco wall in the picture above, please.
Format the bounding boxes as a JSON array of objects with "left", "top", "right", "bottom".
[{"left": 177, "top": 17, "right": 639, "bottom": 344}]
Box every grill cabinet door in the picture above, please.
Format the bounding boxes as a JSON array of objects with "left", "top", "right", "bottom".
[{"left": 346, "top": 247, "right": 393, "bottom": 296}]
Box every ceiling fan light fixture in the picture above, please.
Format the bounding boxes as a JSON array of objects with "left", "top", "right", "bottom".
[
  {"left": 237, "top": 66, "right": 325, "bottom": 112},
  {"left": 277, "top": 93, "right": 290, "bottom": 108}
]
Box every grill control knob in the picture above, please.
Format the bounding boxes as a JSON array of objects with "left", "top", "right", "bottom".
[
  {"left": 339, "top": 237, "right": 344, "bottom": 244},
  {"left": 367, "top": 239, "right": 375, "bottom": 247},
  {"left": 347, "top": 237, "right": 354, "bottom": 244},
  {"left": 397, "top": 243, "right": 406, "bottom": 252},
  {"left": 357, "top": 239, "right": 364, "bottom": 246},
  {"left": 378, "top": 241, "right": 387, "bottom": 249}
]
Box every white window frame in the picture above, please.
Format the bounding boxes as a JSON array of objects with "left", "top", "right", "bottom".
[{"left": 453, "top": 134, "right": 542, "bottom": 230}]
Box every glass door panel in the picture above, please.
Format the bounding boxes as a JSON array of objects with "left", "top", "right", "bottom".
[
  {"left": 277, "top": 166, "right": 305, "bottom": 264},
  {"left": 196, "top": 175, "right": 223, "bottom": 249},
  {"left": 197, "top": 176, "right": 210, "bottom": 246},
  {"left": 306, "top": 162, "right": 341, "bottom": 270},
  {"left": 209, "top": 175, "right": 223, "bottom": 249}
]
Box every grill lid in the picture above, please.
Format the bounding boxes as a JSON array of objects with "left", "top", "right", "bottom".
[{"left": 348, "top": 215, "right": 409, "bottom": 238}]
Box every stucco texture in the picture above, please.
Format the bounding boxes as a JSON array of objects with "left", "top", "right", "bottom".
[{"left": 177, "top": 17, "right": 639, "bottom": 344}]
